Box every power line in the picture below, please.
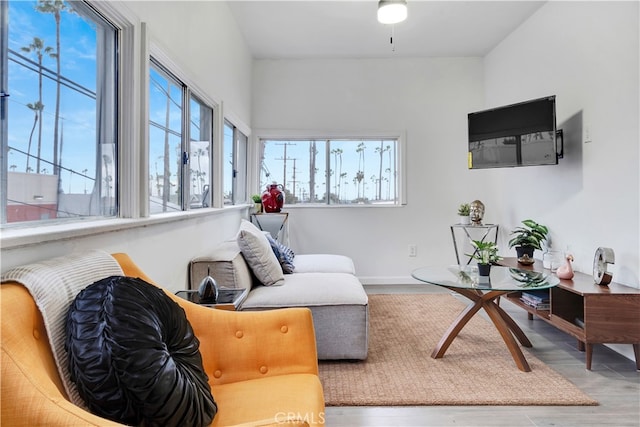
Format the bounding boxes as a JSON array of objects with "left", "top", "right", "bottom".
[
  {"left": 8, "top": 49, "right": 96, "bottom": 99},
  {"left": 8, "top": 145, "right": 95, "bottom": 182}
]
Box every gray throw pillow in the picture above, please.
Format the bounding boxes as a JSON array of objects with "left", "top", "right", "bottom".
[{"left": 236, "top": 219, "right": 285, "bottom": 286}]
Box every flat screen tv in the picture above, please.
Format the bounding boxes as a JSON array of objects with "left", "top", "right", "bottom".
[{"left": 468, "top": 96, "right": 558, "bottom": 169}]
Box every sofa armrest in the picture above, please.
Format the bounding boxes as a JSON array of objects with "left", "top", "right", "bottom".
[
  {"left": 111, "top": 253, "right": 319, "bottom": 385},
  {"left": 1, "top": 283, "right": 125, "bottom": 427}
]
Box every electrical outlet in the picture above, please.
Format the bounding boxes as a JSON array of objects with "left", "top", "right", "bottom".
[{"left": 408, "top": 244, "right": 417, "bottom": 257}]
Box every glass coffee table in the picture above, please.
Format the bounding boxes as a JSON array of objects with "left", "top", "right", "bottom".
[{"left": 411, "top": 265, "right": 559, "bottom": 372}]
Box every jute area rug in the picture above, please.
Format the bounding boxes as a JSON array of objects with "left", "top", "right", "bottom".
[{"left": 319, "top": 294, "right": 597, "bottom": 406}]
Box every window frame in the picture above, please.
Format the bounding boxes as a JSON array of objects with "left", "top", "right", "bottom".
[
  {"left": 253, "top": 129, "right": 407, "bottom": 207},
  {"left": 148, "top": 58, "right": 187, "bottom": 214},
  {"left": 1, "top": 0, "right": 120, "bottom": 226},
  {"left": 223, "top": 119, "right": 248, "bottom": 205},
  {"left": 147, "top": 50, "right": 218, "bottom": 214}
]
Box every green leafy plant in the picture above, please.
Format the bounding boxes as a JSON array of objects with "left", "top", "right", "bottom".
[
  {"left": 251, "top": 194, "right": 262, "bottom": 203},
  {"left": 466, "top": 240, "right": 502, "bottom": 265},
  {"left": 457, "top": 203, "right": 470, "bottom": 216},
  {"left": 508, "top": 219, "right": 549, "bottom": 250},
  {"left": 508, "top": 268, "right": 551, "bottom": 288}
]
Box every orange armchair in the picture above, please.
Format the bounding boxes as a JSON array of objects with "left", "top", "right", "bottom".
[{"left": 1, "top": 253, "right": 325, "bottom": 427}]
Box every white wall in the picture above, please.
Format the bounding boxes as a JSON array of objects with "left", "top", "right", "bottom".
[
  {"left": 123, "top": 0, "right": 253, "bottom": 124},
  {"left": 1, "top": 1, "right": 253, "bottom": 292},
  {"left": 252, "top": 57, "right": 485, "bottom": 283},
  {"left": 3, "top": 1, "right": 637, "bottom": 291},
  {"left": 252, "top": 2, "right": 639, "bottom": 289},
  {"left": 483, "top": 1, "right": 639, "bottom": 287}
]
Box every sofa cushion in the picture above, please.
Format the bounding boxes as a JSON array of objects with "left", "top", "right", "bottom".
[
  {"left": 293, "top": 254, "right": 356, "bottom": 275},
  {"left": 265, "top": 234, "right": 296, "bottom": 274},
  {"left": 237, "top": 219, "right": 285, "bottom": 286},
  {"left": 66, "top": 275, "right": 217, "bottom": 426},
  {"left": 242, "top": 272, "right": 368, "bottom": 309}
]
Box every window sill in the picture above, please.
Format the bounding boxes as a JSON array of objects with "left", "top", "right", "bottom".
[
  {"left": 276, "top": 203, "right": 405, "bottom": 209},
  {"left": 1, "top": 205, "right": 248, "bottom": 250}
]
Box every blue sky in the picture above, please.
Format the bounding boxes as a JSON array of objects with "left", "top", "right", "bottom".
[{"left": 8, "top": 0, "right": 99, "bottom": 193}]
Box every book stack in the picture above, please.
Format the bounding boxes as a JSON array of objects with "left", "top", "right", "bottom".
[{"left": 520, "top": 289, "right": 550, "bottom": 310}]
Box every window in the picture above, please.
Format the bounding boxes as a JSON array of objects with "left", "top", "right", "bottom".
[
  {"left": 223, "top": 120, "right": 247, "bottom": 205},
  {"left": 189, "top": 95, "right": 212, "bottom": 209},
  {"left": 1, "top": 0, "right": 117, "bottom": 225},
  {"left": 148, "top": 59, "right": 214, "bottom": 213},
  {"left": 259, "top": 138, "right": 400, "bottom": 205}
]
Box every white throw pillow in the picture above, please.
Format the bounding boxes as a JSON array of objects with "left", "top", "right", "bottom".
[{"left": 236, "top": 220, "right": 285, "bottom": 286}]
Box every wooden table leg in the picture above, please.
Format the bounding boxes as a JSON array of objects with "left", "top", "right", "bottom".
[
  {"left": 433, "top": 287, "right": 532, "bottom": 372},
  {"left": 585, "top": 343, "right": 593, "bottom": 370},
  {"left": 431, "top": 296, "right": 484, "bottom": 359},
  {"left": 483, "top": 301, "right": 531, "bottom": 372},
  {"left": 494, "top": 302, "right": 532, "bottom": 347}
]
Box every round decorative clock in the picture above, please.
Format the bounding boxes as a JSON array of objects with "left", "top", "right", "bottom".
[{"left": 593, "top": 247, "right": 615, "bottom": 286}]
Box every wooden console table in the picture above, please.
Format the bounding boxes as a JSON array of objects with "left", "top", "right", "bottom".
[{"left": 499, "top": 257, "right": 640, "bottom": 370}]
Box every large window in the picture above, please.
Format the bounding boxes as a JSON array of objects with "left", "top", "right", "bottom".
[
  {"left": 259, "top": 138, "right": 399, "bottom": 205},
  {"left": 223, "top": 120, "right": 247, "bottom": 205},
  {"left": 1, "top": 0, "right": 117, "bottom": 225},
  {"left": 148, "top": 59, "right": 214, "bottom": 213}
]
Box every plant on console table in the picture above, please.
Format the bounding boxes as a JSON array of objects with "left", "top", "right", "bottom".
[
  {"left": 508, "top": 219, "right": 548, "bottom": 264},
  {"left": 467, "top": 240, "right": 502, "bottom": 276},
  {"left": 251, "top": 194, "right": 262, "bottom": 214},
  {"left": 457, "top": 203, "right": 471, "bottom": 225}
]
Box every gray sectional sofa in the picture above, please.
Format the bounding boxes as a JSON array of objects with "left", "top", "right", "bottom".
[{"left": 189, "top": 220, "right": 369, "bottom": 360}]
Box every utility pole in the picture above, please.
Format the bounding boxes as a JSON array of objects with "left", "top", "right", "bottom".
[
  {"left": 275, "top": 141, "right": 296, "bottom": 192},
  {"left": 287, "top": 158, "right": 297, "bottom": 200}
]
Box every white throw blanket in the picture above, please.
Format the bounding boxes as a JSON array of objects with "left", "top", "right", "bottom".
[{"left": 1, "top": 250, "right": 124, "bottom": 408}]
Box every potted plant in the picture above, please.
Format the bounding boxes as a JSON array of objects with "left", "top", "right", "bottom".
[
  {"left": 457, "top": 203, "right": 471, "bottom": 225},
  {"left": 508, "top": 219, "right": 549, "bottom": 260},
  {"left": 466, "top": 240, "right": 502, "bottom": 276},
  {"left": 251, "top": 194, "right": 262, "bottom": 214}
]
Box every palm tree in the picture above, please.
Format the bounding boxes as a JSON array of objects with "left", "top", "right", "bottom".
[
  {"left": 356, "top": 142, "right": 366, "bottom": 199},
  {"left": 21, "top": 37, "right": 53, "bottom": 174},
  {"left": 193, "top": 147, "right": 206, "bottom": 194},
  {"left": 375, "top": 142, "right": 390, "bottom": 200},
  {"left": 36, "top": 0, "right": 67, "bottom": 182},
  {"left": 24, "top": 102, "right": 42, "bottom": 172},
  {"left": 330, "top": 148, "right": 343, "bottom": 199}
]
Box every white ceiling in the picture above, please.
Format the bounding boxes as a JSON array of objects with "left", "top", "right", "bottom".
[{"left": 226, "top": 1, "right": 546, "bottom": 59}]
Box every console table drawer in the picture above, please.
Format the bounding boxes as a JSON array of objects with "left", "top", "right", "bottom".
[{"left": 584, "top": 294, "right": 640, "bottom": 343}]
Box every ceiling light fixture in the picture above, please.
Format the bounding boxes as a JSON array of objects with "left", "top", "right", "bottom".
[{"left": 377, "top": 0, "right": 407, "bottom": 25}]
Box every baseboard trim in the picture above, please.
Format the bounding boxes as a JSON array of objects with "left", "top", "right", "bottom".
[{"left": 358, "top": 276, "right": 423, "bottom": 285}]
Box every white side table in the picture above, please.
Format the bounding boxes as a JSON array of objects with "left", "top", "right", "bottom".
[
  {"left": 250, "top": 212, "right": 289, "bottom": 245},
  {"left": 450, "top": 223, "right": 499, "bottom": 265}
]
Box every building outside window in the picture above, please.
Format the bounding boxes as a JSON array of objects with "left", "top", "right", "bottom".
[
  {"left": 1, "top": 0, "right": 117, "bottom": 225},
  {"left": 259, "top": 138, "right": 399, "bottom": 205}
]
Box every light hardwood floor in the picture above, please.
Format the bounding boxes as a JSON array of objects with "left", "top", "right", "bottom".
[{"left": 323, "top": 284, "right": 640, "bottom": 427}]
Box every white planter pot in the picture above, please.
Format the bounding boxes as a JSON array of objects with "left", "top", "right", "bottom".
[{"left": 458, "top": 215, "right": 471, "bottom": 225}]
